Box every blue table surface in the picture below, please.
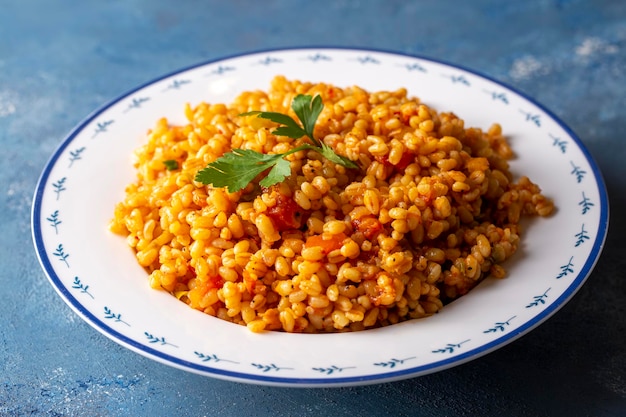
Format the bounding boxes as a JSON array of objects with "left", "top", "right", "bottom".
[{"left": 2, "top": 1, "right": 625, "bottom": 415}]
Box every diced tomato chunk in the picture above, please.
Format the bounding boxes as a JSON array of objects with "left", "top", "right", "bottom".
[
  {"left": 266, "top": 193, "right": 303, "bottom": 231},
  {"left": 188, "top": 266, "right": 224, "bottom": 289},
  {"left": 304, "top": 232, "right": 347, "bottom": 255},
  {"left": 207, "top": 275, "right": 224, "bottom": 290},
  {"left": 351, "top": 217, "right": 383, "bottom": 240},
  {"left": 375, "top": 152, "right": 414, "bottom": 171},
  {"left": 395, "top": 152, "right": 415, "bottom": 170}
]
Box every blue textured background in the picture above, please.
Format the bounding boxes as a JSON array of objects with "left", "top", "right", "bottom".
[{"left": 1, "top": 1, "right": 625, "bottom": 416}]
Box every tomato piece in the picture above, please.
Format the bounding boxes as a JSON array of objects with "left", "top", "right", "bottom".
[
  {"left": 304, "top": 232, "right": 347, "bottom": 255},
  {"left": 395, "top": 152, "right": 415, "bottom": 170},
  {"left": 375, "top": 152, "right": 414, "bottom": 171},
  {"left": 207, "top": 275, "right": 224, "bottom": 290},
  {"left": 351, "top": 217, "right": 383, "bottom": 240},
  {"left": 266, "top": 193, "right": 304, "bottom": 231}
]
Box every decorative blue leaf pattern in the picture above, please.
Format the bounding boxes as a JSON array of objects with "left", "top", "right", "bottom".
[
  {"left": 575, "top": 224, "right": 590, "bottom": 247},
  {"left": 206, "top": 65, "right": 236, "bottom": 76},
  {"left": 570, "top": 161, "right": 586, "bottom": 183},
  {"left": 355, "top": 55, "right": 380, "bottom": 65},
  {"left": 556, "top": 256, "right": 575, "bottom": 279},
  {"left": 46, "top": 210, "right": 61, "bottom": 234},
  {"left": 374, "top": 357, "right": 417, "bottom": 368},
  {"left": 483, "top": 89, "right": 509, "bottom": 104},
  {"left": 104, "top": 306, "right": 130, "bottom": 326},
  {"left": 123, "top": 97, "right": 150, "bottom": 113},
  {"left": 526, "top": 288, "right": 551, "bottom": 308},
  {"left": 432, "top": 339, "right": 470, "bottom": 354},
  {"left": 312, "top": 365, "right": 355, "bottom": 375},
  {"left": 92, "top": 120, "right": 114, "bottom": 138},
  {"left": 257, "top": 57, "right": 282, "bottom": 66},
  {"left": 443, "top": 74, "right": 470, "bottom": 85},
  {"left": 579, "top": 192, "right": 594, "bottom": 214},
  {"left": 483, "top": 316, "right": 517, "bottom": 333},
  {"left": 520, "top": 109, "right": 541, "bottom": 126},
  {"left": 162, "top": 79, "right": 191, "bottom": 91},
  {"left": 52, "top": 177, "right": 67, "bottom": 200},
  {"left": 306, "top": 53, "right": 332, "bottom": 63},
  {"left": 251, "top": 363, "right": 293, "bottom": 373},
  {"left": 71, "top": 276, "right": 94, "bottom": 299},
  {"left": 144, "top": 331, "right": 178, "bottom": 348},
  {"left": 549, "top": 133, "right": 568, "bottom": 153},
  {"left": 194, "top": 351, "right": 239, "bottom": 364},
  {"left": 403, "top": 62, "right": 426, "bottom": 72},
  {"left": 68, "top": 147, "right": 86, "bottom": 167},
  {"left": 52, "top": 244, "right": 70, "bottom": 267}
]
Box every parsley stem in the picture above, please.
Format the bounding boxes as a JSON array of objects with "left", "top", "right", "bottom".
[{"left": 279, "top": 144, "right": 318, "bottom": 157}]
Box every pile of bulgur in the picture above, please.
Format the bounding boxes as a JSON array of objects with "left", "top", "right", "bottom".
[{"left": 109, "top": 76, "right": 554, "bottom": 333}]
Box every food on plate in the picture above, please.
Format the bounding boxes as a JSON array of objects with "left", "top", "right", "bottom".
[{"left": 109, "top": 76, "right": 554, "bottom": 333}]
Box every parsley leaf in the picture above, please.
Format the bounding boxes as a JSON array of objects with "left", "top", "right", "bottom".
[
  {"left": 241, "top": 110, "right": 305, "bottom": 139},
  {"left": 319, "top": 143, "right": 359, "bottom": 169},
  {"left": 259, "top": 156, "right": 291, "bottom": 188},
  {"left": 195, "top": 149, "right": 284, "bottom": 193},
  {"left": 163, "top": 159, "right": 179, "bottom": 170},
  {"left": 291, "top": 94, "right": 323, "bottom": 146},
  {"left": 195, "top": 94, "right": 358, "bottom": 192}
]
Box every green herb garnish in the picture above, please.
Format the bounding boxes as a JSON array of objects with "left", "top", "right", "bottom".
[
  {"left": 195, "top": 94, "right": 358, "bottom": 193},
  {"left": 163, "top": 159, "right": 179, "bottom": 170}
]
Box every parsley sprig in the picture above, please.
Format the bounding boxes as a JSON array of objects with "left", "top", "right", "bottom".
[
  {"left": 195, "top": 94, "right": 358, "bottom": 193},
  {"left": 163, "top": 159, "right": 179, "bottom": 170}
]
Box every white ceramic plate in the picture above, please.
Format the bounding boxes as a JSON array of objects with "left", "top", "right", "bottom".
[{"left": 32, "top": 48, "right": 609, "bottom": 387}]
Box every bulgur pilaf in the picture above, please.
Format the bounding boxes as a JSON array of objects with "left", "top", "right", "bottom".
[{"left": 109, "top": 76, "right": 554, "bottom": 333}]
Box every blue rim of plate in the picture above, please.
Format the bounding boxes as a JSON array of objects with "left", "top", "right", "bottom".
[{"left": 31, "top": 47, "right": 610, "bottom": 386}]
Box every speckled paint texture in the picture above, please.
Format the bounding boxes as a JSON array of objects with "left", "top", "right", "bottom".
[{"left": 1, "top": 0, "right": 625, "bottom": 416}]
